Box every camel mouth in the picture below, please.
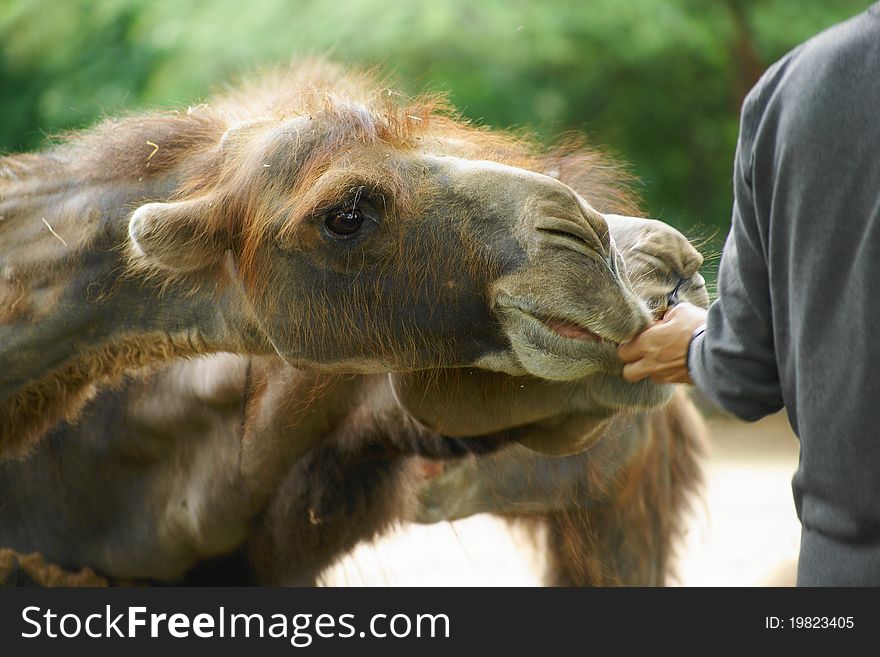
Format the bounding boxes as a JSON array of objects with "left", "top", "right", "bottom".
[
  {"left": 497, "top": 300, "right": 614, "bottom": 346},
  {"left": 492, "top": 299, "right": 622, "bottom": 382},
  {"left": 539, "top": 315, "right": 608, "bottom": 344},
  {"left": 523, "top": 309, "right": 613, "bottom": 346}
]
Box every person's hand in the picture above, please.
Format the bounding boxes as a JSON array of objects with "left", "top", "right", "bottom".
[{"left": 617, "top": 302, "right": 708, "bottom": 384}]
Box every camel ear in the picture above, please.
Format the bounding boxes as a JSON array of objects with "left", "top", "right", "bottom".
[{"left": 128, "top": 198, "right": 227, "bottom": 273}]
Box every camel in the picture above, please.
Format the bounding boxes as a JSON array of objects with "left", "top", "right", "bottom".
[
  {"left": 0, "top": 61, "right": 667, "bottom": 459},
  {"left": 0, "top": 214, "right": 708, "bottom": 585}
]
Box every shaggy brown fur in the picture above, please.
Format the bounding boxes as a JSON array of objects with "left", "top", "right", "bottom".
[
  {"left": 40, "top": 61, "right": 639, "bottom": 289},
  {"left": 0, "top": 332, "right": 209, "bottom": 459},
  {"left": 246, "top": 409, "right": 521, "bottom": 585},
  {"left": 244, "top": 391, "right": 703, "bottom": 586},
  {"left": 0, "top": 548, "right": 107, "bottom": 587},
  {"left": 0, "top": 346, "right": 706, "bottom": 589},
  {"left": 534, "top": 390, "right": 704, "bottom": 585}
]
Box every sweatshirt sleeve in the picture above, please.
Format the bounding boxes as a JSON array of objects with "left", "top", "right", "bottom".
[{"left": 687, "top": 90, "right": 785, "bottom": 422}]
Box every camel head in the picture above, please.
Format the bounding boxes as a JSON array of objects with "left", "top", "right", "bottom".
[
  {"left": 389, "top": 214, "right": 710, "bottom": 454},
  {"left": 126, "top": 64, "right": 655, "bottom": 383}
]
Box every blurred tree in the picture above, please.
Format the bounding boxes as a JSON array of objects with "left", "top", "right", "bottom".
[{"left": 0, "top": 0, "right": 870, "bottom": 281}]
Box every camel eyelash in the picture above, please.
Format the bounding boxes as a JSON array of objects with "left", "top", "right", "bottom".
[{"left": 322, "top": 185, "right": 387, "bottom": 222}]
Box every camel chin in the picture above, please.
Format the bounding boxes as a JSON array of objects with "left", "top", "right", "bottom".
[{"left": 587, "top": 371, "right": 674, "bottom": 411}]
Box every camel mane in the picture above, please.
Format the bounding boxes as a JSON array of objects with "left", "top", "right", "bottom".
[{"left": 2, "top": 59, "right": 642, "bottom": 287}]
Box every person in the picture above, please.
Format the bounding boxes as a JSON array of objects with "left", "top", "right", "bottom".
[{"left": 617, "top": 3, "right": 880, "bottom": 586}]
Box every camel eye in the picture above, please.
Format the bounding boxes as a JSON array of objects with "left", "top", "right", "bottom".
[{"left": 324, "top": 207, "right": 364, "bottom": 237}]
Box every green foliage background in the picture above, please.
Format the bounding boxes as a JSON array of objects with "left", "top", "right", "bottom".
[{"left": 0, "top": 0, "right": 871, "bottom": 278}]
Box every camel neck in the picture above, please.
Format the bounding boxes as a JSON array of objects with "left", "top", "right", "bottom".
[{"left": 0, "top": 157, "right": 270, "bottom": 456}]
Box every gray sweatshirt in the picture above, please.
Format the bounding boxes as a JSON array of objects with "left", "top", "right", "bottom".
[{"left": 688, "top": 3, "right": 880, "bottom": 585}]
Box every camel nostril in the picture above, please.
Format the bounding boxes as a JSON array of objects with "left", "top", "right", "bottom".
[
  {"left": 666, "top": 275, "right": 691, "bottom": 308},
  {"left": 535, "top": 218, "right": 605, "bottom": 256},
  {"left": 536, "top": 225, "right": 585, "bottom": 243}
]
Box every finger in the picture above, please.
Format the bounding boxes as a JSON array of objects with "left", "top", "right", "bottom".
[
  {"left": 622, "top": 360, "right": 651, "bottom": 382},
  {"left": 660, "top": 303, "right": 682, "bottom": 322},
  {"left": 649, "top": 365, "right": 691, "bottom": 385},
  {"left": 617, "top": 340, "right": 643, "bottom": 362},
  {"left": 650, "top": 371, "right": 681, "bottom": 384},
  {"left": 619, "top": 323, "right": 674, "bottom": 362},
  {"left": 662, "top": 301, "right": 694, "bottom": 320}
]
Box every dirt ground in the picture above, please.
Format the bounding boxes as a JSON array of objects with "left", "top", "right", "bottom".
[{"left": 322, "top": 411, "right": 802, "bottom": 587}]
